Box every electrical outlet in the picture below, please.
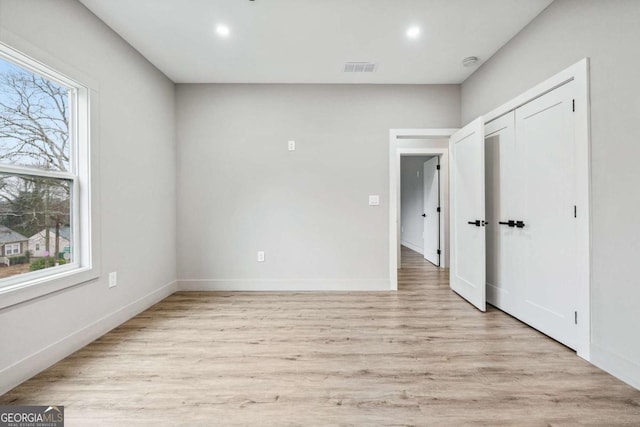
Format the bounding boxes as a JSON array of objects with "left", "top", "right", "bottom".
[
  {"left": 257, "top": 251, "right": 265, "bottom": 262},
  {"left": 288, "top": 140, "right": 295, "bottom": 151},
  {"left": 108, "top": 272, "right": 117, "bottom": 288},
  {"left": 368, "top": 195, "right": 380, "bottom": 206}
]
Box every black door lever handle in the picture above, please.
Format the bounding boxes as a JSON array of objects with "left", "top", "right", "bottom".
[
  {"left": 499, "top": 220, "right": 516, "bottom": 227},
  {"left": 467, "top": 220, "right": 481, "bottom": 227},
  {"left": 422, "top": 213, "right": 426, "bottom": 217}
]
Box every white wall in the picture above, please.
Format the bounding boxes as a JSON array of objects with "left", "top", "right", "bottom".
[
  {"left": 461, "top": 0, "right": 640, "bottom": 388},
  {"left": 400, "top": 156, "right": 433, "bottom": 253},
  {"left": 0, "top": 0, "right": 176, "bottom": 394},
  {"left": 176, "top": 84, "right": 460, "bottom": 290}
]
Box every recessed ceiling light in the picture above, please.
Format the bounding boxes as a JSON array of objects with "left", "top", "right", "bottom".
[
  {"left": 406, "top": 26, "right": 421, "bottom": 39},
  {"left": 216, "top": 24, "right": 230, "bottom": 37}
]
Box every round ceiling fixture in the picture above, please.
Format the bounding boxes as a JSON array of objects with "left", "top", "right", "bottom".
[
  {"left": 216, "top": 24, "right": 230, "bottom": 37},
  {"left": 406, "top": 26, "right": 421, "bottom": 39},
  {"left": 462, "top": 56, "right": 479, "bottom": 67}
]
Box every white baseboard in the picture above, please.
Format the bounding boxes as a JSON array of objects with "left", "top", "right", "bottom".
[
  {"left": 0, "top": 280, "right": 177, "bottom": 396},
  {"left": 400, "top": 241, "right": 424, "bottom": 255},
  {"left": 178, "top": 278, "right": 390, "bottom": 292},
  {"left": 590, "top": 344, "right": 640, "bottom": 390}
]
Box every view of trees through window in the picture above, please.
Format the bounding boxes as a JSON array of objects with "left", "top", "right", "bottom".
[{"left": 0, "top": 56, "right": 73, "bottom": 280}]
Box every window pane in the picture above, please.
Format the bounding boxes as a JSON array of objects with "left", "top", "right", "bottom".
[
  {"left": 0, "top": 57, "right": 71, "bottom": 172},
  {"left": 0, "top": 174, "right": 72, "bottom": 281}
]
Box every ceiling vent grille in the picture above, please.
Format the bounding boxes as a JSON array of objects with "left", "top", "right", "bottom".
[{"left": 344, "top": 62, "right": 377, "bottom": 73}]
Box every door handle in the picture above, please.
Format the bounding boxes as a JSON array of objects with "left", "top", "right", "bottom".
[
  {"left": 515, "top": 220, "right": 525, "bottom": 228},
  {"left": 422, "top": 213, "right": 426, "bottom": 217},
  {"left": 499, "top": 220, "right": 516, "bottom": 227},
  {"left": 467, "top": 220, "right": 481, "bottom": 227}
]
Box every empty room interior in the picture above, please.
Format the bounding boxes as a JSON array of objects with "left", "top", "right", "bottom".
[{"left": 0, "top": 0, "right": 639, "bottom": 425}]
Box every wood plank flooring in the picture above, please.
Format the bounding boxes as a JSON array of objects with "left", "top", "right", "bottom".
[{"left": 2, "top": 246, "right": 640, "bottom": 426}]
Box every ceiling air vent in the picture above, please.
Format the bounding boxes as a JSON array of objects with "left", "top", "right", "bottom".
[{"left": 344, "top": 62, "right": 377, "bottom": 73}]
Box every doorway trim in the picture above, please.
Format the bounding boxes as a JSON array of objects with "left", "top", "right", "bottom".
[{"left": 389, "top": 129, "right": 457, "bottom": 291}]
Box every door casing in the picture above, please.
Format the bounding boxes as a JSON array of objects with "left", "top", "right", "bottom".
[{"left": 389, "top": 129, "right": 456, "bottom": 291}]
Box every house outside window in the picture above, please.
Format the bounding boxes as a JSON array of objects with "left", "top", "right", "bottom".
[
  {"left": 4, "top": 243, "right": 20, "bottom": 256},
  {"left": 0, "top": 43, "right": 98, "bottom": 309}
]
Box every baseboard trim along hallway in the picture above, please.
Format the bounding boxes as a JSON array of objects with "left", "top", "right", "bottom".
[
  {"left": 177, "top": 279, "right": 390, "bottom": 292},
  {"left": 591, "top": 344, "right": 640, "bottom": 391}
]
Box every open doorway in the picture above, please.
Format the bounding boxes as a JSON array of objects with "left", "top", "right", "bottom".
[
  {"left": 400, "top": 155, "right": 440, "bottom": 266},
  {"left": 389, "top": 128, "right": 457, "bottom": 290}
]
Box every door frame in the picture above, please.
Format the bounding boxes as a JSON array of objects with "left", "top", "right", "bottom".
[
  {"left": 389, "top": 129, "right": 457, "bottom": 291},
  {"left": 483, "top": 58, "right": 591, "bottom": 361}
]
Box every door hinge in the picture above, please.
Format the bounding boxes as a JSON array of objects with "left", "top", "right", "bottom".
[
  {"left": 574, "top": 311, "right": 578, "bottom": 325},
  {"left": 437, "top": 207, "right": 441, "bottom": 212},
  {"left": 572, "top": 99, "right": 575, "bottom": 112},
  {"left": 436, "top": 164, "right": 441, "bottom": 170},
  {"left": 574, "top": 205, "right": 577, "bottom": 218},
  {"left": 437, "top": 249, "right": 441, "bottom": 255}
]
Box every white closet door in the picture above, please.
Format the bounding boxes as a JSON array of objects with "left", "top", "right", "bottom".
[
  {"left": 516, "top": 81, "right": 578, "bottom": 349},
  {"left": 423, "top": 157, "right": 440, "bottom": 266},
  {"left": 450, "top": 117, "right": 486, "bottom": 312},
  {"left": 484, "top": 112, "right": 519, "bottom": 314}
]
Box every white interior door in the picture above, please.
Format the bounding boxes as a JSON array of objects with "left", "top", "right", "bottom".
[
  {"left": 516, "top": 81, "right": 578, "bottom": 348},
  {"left": 450, "top": 117, "right": 486, "bottom": 311},
  {"left": 484, "top": 112, "right": 519, "bottom": 314},
  {"left": 423, "top": 157, "right": 440, "bottom": 266}
]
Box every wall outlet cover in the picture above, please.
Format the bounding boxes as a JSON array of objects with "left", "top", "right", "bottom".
[{"left": 108, "top": 272, "right": 117, "bottom": 288}]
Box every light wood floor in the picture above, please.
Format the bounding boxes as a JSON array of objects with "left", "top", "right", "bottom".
[{"left": 2, "top": 246, "right": 640, "bottom": 426}]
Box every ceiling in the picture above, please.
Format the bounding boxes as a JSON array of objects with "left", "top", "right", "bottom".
[{"left": 79, "top": 0, "right": 553, "bottom": 84}]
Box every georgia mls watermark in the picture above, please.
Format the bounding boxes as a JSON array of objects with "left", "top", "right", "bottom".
[{"left": 0, "top": 406, "right": 64, "bottom": 427}]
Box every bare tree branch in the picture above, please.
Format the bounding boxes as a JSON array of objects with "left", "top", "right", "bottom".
[
  {"left": 0, "top": 66, "right": 71, "bottom": 238},
  {"left": 0, "top": 70, "right": 69, "bottom": 172}
]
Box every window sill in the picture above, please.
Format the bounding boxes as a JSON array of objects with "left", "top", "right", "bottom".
[{"left": 0, "top": 265, "right": 99, "bottom": 310}]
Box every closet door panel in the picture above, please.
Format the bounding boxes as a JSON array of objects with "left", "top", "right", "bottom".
[
  {"left": 516, "top": 81, "right": 578, "bottom": 349},
  {"left": 484, "top": 112, "right": 519, "bottom": 314}
]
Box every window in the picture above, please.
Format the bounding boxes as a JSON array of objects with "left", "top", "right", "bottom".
[
  {"left": 0, "top": 43, "right": 97, "bottom": 308},
  {"left": 5, "top": 243, "right": 20, "bottom": 256}
]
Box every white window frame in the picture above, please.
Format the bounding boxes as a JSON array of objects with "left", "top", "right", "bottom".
[
  {"left": 0, "top": 42, "right": 100, "bottom": 309},
  {"left": 5, "top": 243, "right": 20, "bottom": 256}
]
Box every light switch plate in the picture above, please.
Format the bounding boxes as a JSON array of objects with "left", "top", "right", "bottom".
[{"left": 368, "top": 195, "right": 380, "bottom": 206}]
